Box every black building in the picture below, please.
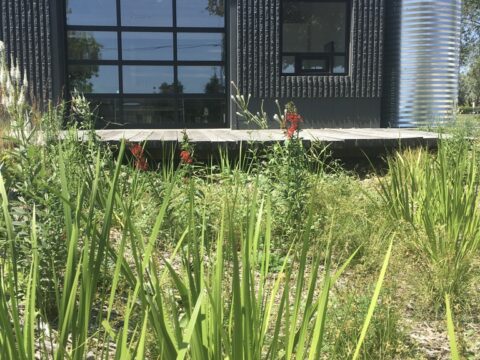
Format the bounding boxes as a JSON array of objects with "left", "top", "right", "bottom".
[{"left": 0, "top": 0, "right": 461, "bottom": 129}]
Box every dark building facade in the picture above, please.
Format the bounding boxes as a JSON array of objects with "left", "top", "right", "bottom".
[{"left": 0, "top": 0, "right": 461, "bottom": 129}]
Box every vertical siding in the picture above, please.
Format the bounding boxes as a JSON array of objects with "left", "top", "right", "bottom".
[
  {"left": 0, "top": 0, "right": 52, "bottom": 106},
  {"left": 237, "top": 0, "right": 385, "bottom": 99}
]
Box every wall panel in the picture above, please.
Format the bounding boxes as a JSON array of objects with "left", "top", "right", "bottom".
[
  {"left": 0, "top": 0, "right": 52, "bottom": 106},
  {"left": 237, "top": 0, "right": 385, "bottom": 99}
]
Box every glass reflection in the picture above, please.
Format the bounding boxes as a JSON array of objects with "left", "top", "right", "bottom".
[
  {"left": 178, "top": 66, "right": 225, "bottom": 94},
  {"left": 282, "top": 1, "right": 347, "bottom": 53},
  {"left": 121, "top": 0, "right": 172, "bottom": 26},
  {"left": 282, "top": 56, "right": 295, "bottom": 74},
  {"left": 334, "top": 56, "right": 347, "bottom": 74},
  {"left": 68, "top": 65, "right": 119, "bottom": 93},
  {"left": 67, "top": 31, "right": 118, "bottom": 60},
  {"left": 89, "top": 98, "right": 121, "bottom": 126},
  {"left": 180, "top": 99, "right": 226, "bottom": 127},
  {"left": 177, "top": 33, "right": 224, "bottom": 61},
  {"left": 302, "top": 59, "right": 327, "bottom": 72},
  {"left": 123, "top": 98, "right": 176, "bottom": 126},
  {"left": 123, "top": 66, "right": 174, "bottom": 94},
  {"left": 176, "top": 0, "right": 224, "bottom": 27},
  {"left": 66, "top": 0, "right": 117, "bottom": 26},
  {"left": 122, "top": 32, "right": 173, "bottom": 61}
]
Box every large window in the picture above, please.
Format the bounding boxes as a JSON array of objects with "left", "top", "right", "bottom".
[
  {"left": 65, "top": 0, "right": 227, "bottom": 128},
  {"left": 281, "top": 0, "right": 350, "bottom": 76}
]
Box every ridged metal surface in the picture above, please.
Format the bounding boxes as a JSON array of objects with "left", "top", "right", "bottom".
[
  {"left": 237, "top": 0, "right": 385, "bottom": 99},
  {"left": 383, "top": 0, "right": 461, "bottom": 127},
  {"left": 0, "top": 0, "right": 52, "bottom": 107}
]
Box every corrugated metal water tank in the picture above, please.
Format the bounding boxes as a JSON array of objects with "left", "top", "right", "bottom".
[{"left": 383, "top": 0, "right": 461, "bottom": 127}]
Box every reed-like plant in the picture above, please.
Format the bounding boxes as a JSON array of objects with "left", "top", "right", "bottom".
[
  {"left": 379, "top": 140, "right": 480, "bottom": 307},
  {"left": 0, "top": 52, "right": 402, "bottom": 358},
  {"left": 0, "top": 140, "right": 396, "bottom": 358}
]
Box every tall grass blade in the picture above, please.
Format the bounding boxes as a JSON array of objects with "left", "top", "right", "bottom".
[
  {"left": 352, "top": 238, "right": 394, "bottom": 360},
  {"left": 445, "top": 294, "right": 460, "bottom": 360}
]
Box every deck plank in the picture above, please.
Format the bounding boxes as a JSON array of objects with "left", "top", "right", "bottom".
[{"left": 78, "top": 128, "right": 441, "bottom": 153}]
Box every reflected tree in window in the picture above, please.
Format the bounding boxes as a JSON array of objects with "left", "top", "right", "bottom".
[
  {"left": 205, "top": 74, "right": 225, "bottom": 94},
  {"left": 158, "top": 81, "right": 184, "bottom": 94},
  {"left": 68, "top": 31, "right": 102, "bottom": 93},
  {"left": 68, "top": 32, "right": 103, "bottom": 60},
  {"left": 207, "top": 0, "right": 224, "bottom": 17},
  {"left": 67, "top": 31, "right": 102, "bottom": 92},
  {"left": 68, "top": 66, "right": 96, "bottom": 93}
]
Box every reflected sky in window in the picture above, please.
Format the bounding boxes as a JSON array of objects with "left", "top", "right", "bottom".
[
  {"left": 66, "top": 0, "right": 117, "bottom": 25},
  {"left": 176, "top": 0, "right": 224, "bottom": 27},
  {"left": 122, "top": 32, "right": 173, "bottom": 60},
  {"left": 178, "top": 66, "right": 225, "bottom": 94},
  {"left": 177, "top": 33, "right": 224, "bottom": 61},
  {"left": 123, "top": 66, "right": 174, "bottom": 94},
  {"left": 121, "top": 0, "right": 172, "bottom": 26},
  {"left": 68, "top": 65, "right": 119, "bottom": 93}
]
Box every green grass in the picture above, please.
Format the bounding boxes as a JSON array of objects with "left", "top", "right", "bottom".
[{"left": 0, "top": 55, "right": 478, "bottom": 358}]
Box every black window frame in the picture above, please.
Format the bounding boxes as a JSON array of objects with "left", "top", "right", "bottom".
[
  {"left": 63, "top": 0, "right": 229, "bottom": 129},
  {"left": 280, "top": 0, "right": 351, "bottom": 76}
]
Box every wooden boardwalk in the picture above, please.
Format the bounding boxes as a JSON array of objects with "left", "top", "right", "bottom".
[{"left": 85, "top": 128, "right": 440, "bottom": 153}]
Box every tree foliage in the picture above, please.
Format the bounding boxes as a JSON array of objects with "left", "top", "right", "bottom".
[
  {"left": 460, "top": 0, "right": 480, "bottom": 105},
  {"left": 462, "top": 0, "right": 480, "bottom": 66}
]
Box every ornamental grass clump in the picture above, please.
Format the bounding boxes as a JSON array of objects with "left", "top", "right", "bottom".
[
  {"left": 0, "top": 156, "right": 395, "bottom": 358},
  {"left": 379, "top": 139, "right": 480, "bottom": 308},
  {"left": 0, "top": 40, "right": 32, "bottom": 143}
]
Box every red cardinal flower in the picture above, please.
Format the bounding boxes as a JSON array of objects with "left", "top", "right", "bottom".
[
  {"left": 286, "top": 112, "right": 302, "bottom": 126},
  {"left": 180, "top": 150, "right": 193, "bottom": 164},
  {"left": 285, "top": 112, "right": 302, "bottom": 139},
  {"left": 130, "top": 143, "right": 144, "bottom": 159},
  {"left": 129, "top": 143, "right": 148, "bottom": 170},
  {"left": 286, "top": 125, "right": 296, "bottom": 139}
]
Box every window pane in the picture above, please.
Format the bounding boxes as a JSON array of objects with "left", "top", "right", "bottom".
[
  {"left": 67, "top": 31, "right": 118, "bottom": 60},
  {"left": 177, "top": 0, "right": 225, "bottom": 27},
  {"left": 302, "top": 58, "right": 327, "bottom": 72},
  {"left": 282, "top": 56, "right": 295, "bottom": 74},
  {"left": 122, "top": 32, "right": 173, "bottom": 61},
  {"left": 68, "top": 65, "right": 119, "bottom": 93},
  {"left": 123, "top": 98, "right": 176, "bottom": 126},
  {"left": 180, "top": 99, "right": 227, "bottom": 127},
  {"left": 88, "top": 98, "right": 121, "bottom": 126},
  {"left": 123, "top": 66, "right": 174, "bottom": 94},
  {"left": 121, "top": 0, "right": 172, "bottom": 26},
  {"left": 177, "top": 33, "right": 224, "bottom": 61},
  {"left": 282, "top": 1, "right": 347, "bottom": 53},
  {"left": 334, "top": 56, "right": 347, "bottom": 74},
  {"left": 66, "top": 0, "right": 117, "bottom": 25},
  {"left": 178, "top": 66, "right": 225, "bottom": 94}
]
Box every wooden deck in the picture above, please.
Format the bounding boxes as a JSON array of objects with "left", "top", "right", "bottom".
[{"left": 84, "top": 128, "right": 440, "bottom": 153}]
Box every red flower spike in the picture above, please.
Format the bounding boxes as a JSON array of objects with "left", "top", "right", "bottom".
[
  {"left": 286, "top": 113, "right": 302, "bottom": 125},
  {"left": 180, "top": 150, "right": 193, "bottom": 164},
  {"left": 130, "top": 143, "right": 144, "bottom": 159},
  {"left": 129, "top": 143, "right": 148, "bottom": 171},
  {"left": 286, "top": 125, "right": 296, "bottom": 139},
  {"left": 284, "top": 111, "right": 302, "bottom": 139}
]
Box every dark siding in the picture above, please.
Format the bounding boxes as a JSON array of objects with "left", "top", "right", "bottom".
[
  {"left": 237, "top": 0, "right": 384, "bottom": 99},
  {"left": 0, "top": 0, "right": 52, "bottom": 106},
  {"left": 381, "top": 0, "right": 400, "bottom": 126}
]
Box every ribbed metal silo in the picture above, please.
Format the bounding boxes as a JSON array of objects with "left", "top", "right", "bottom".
[{"left": 383, "top": 0, "right": 461, "bottom": 127}]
